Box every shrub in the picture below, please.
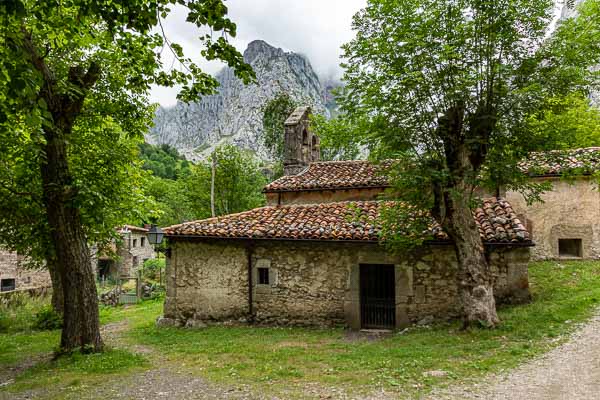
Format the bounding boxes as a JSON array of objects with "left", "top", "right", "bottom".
[
  {"left": 0, "top": 292, "right": 51, "bottom": 332},
  {"left": 142, "top": 258, "right": 165, "bottom": 282},
  {"left": 33, "top": 305, "right": 63, "bottom": 331}
]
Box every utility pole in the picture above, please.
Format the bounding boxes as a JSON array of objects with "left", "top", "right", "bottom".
[{"left": 211, "top": 151, "right": 216, "bottom": 218}]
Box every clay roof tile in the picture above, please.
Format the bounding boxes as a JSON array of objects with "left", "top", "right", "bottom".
[{"left": 164, "top": 198, "right": 530, "bottom": 244}]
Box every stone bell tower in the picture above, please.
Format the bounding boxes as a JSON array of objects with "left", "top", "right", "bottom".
[{"left": 283, "top": 106, "right": 320, "bottom": 176}]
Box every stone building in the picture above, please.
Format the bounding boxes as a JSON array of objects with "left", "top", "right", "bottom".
[
  {"left": 96, "top": 225, "right": 156, "bottom": 280},
  {"left": 161, "top": 107, "right": 532, "bottom": 330},
  {"left": 504, "top": 147, "right": 600, "bottom": 260},
  {"left": 283, "top": 106, "right": 320, "bottom": 176},
  {"left": 0, "top": 249, "right": 51, "bottom": 292}
]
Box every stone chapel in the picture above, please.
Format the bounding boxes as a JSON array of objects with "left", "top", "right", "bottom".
[{"left": 160, "top": 107, "right": 532, "bottom": 330}]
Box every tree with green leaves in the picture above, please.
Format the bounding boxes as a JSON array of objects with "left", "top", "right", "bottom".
[
  {"left": 185, "top": 145, "right": 267, "bottom": 218},
  {"left": 0, "top": 0, "right": 254, "bottom": 353},
  {"left": 525, "top": 94, "right": 600, "bottom": 151},
  {"left": 341, "top": 0, "right": 600, "bottom": 327},
  {"left": 144, "top": 175, "right": 194, "bottom": 228},
  {"left": 139, "top": 143, "right": 192, "bottom": 180},
  {"left": 310, "top": 114, "right": 364, "bottom": 161},
  {"left": 261, "top": 93, "right": 298, "bottom": 161}
]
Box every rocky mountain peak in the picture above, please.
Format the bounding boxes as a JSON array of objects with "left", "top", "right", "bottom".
[
  {"left": 148, "top": 40, "right": 330, "bottom": 162},
  {"left": 243, "top": 40, "right": 284, "bottom": 63}
]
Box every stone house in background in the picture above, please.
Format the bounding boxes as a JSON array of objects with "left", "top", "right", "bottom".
[
  {"left": 504, "top": 147, "right": 600, "bottom": 260},
  {"left": 0, "top": 249, "right": 51, "bottom": 292},
  {"left": 161, "top": 107, "right": 532, "bottom": 330},
  {"left": 96, "top": 225, "right": 156, "bottom": 280}
]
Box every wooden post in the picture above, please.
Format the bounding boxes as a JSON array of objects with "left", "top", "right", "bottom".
[
  {"left": 136, "top": 269, "right": 142, "bottom": 300},
  {"left": 211, "top": 153, "right": 216, "bottom": 218}
]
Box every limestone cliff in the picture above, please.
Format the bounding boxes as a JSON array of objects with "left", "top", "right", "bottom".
[{"left": 148, "top": 40, "right": 330, "bottom": 161}]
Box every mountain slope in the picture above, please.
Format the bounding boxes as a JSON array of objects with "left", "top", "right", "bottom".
[{"left": 148, "top": 40, "right": 328, "bottom": 161}]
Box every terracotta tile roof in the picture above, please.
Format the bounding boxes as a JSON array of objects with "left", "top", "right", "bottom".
[
  {"left": 264, "top": 160, "right": 391, "bottom": 193},
  {"left": 164, "top": 198, "right": 530, "bottom": 244},
  {"left": 519, "top": 147, "right": 600, "bottom": 176}
]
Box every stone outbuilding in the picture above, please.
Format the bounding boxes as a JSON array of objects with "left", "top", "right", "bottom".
[
  {"left": 160, "top": 107, "right": 532, "bottom": 330},
  {"left": 0, "top": 249, "right": 51, "bottom": 292},
  {"left": 95, "top": 225, "right": 156, "bottom": 280},
  {"left": 504, "top": 147, "right": 600, "bottom": 260}
]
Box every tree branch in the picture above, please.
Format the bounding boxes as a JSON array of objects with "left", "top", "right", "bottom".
[{"left": 20, "top": 26, "right": 55, "bottom": 85}]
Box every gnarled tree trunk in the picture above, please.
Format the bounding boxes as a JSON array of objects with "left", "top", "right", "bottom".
[
  {"left": 40, "top": 125, "right": 103, "bottom": 353},
  {"left": 23, "top": 28, "right": 103, "bottom": 353},
  {"left": 435, "top": 101, "right": 499, "bottom": 328},
  {"left": 442, "top": 185, "right": 499, "bottom": 328}
]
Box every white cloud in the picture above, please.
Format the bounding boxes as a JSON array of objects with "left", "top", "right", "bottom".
[{"left": 149, "top": 0, "right": 366, "bottom": 106}]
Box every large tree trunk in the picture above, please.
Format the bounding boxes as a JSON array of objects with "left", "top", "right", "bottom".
[
  {"left": 444, "top": 188, "right": 499, "bottom": 328},
  {"left": 22, "top": 28, "right": 103, "bottom": 353},
  {"left": 436, "top": 102, "right": 499, "bottom": 328},
  {"left": 46, "top": 254, "right": 64, "bottom": 315},
  {"left": 40, "top": 127, "right": 103, "bottom": 353}
]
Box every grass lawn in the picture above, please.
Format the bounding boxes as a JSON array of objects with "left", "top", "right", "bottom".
[{"left": 1, "top": 260, "right": 600, "bottom": 399}]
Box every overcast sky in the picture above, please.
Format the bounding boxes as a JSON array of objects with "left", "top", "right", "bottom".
[{"left": 150, "top": 0, "right": 367, "bottom": 107}]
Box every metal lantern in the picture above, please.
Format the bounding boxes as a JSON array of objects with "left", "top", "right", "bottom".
[{"left": 147, "top": 224, "right": 165, "bottom": 246}]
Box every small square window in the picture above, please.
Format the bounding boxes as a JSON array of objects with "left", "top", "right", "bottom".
[
  {"left": 258, "top": 267, "right": 270, "bottom": 285},
  {"left": 1, "top": 278, "right": 16, "bottom": 292},
  {"left": 141, "top": 237, "right": 145, "bottom": 247},
  {"left": 559, "top": 238, "right": 583, "bottom": 258},
  {"left": 132, "top": 239, "right": 137, "bottom": 248}
]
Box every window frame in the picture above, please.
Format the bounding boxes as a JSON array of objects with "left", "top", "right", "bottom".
[
  {"left": 257, "top": 267, "right": 270, "bottom": 285},
  {"left": 1, "top": 278, "right": 16, "bottom": 292},
  {"left": 558, "top": 238, "right": 583, "bottom": 258}
]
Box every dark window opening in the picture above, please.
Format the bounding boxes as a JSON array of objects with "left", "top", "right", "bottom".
[
  {"left": 559, "top": 238, "right": 583, "bottom": 258},
  {"left": 98, "top": 259, "right": 113, "bottom": 280},
  {"left": 132, "top": 239, "right": 137, "bottom": 248},
  {"left": 1, "top": 278, "right": 16, "bottom": 292},
  {"left": 258, "top": 267, "right": 270, "bottom": 285},
  {"left": 302, "top": 129, "right": 309, "bottom": 145},
  {"left": 141, "top": 237, "right": 145, "bottom": 247}
]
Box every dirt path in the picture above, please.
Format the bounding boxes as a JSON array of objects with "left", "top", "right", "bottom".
[{"left": 430, "top": 311, "right": 600, "bottom": 400}]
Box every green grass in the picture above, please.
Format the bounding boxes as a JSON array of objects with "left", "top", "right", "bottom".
[
  {"left": 0, "top": 296, "right": 152, "bottom": 398},
  {"left": 127, "top": 260, "right": 600, "bottom": 397},
  {"left": 0, "top": 292, "right": 50, "bottom": 333},
  {"left": 6, "top": 349, "right": 148, "bottom": 394},
  {"left": 1, "top": 260, "right": 600, "bottom": 399}
]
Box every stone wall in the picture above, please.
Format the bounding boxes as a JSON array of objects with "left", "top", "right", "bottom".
[
  {"left": 265, "top": 187, "right": 386, "bottom": 206},
  {"left": 0, "top": 249, "right": 51, "bottom": 292},
  {"left": 504, "top": 177, "right": 600, "bottom": 260},
  {"left": 95, "top": 231, "right": 156, "bottom": 279},
  {"left": 119, "top": 231, "right": 156, "bottom": 277},
  {"left": 164, "top": 241, "right": 249, "bottom": 322},
  {"left": 164, "top": 239, "right": 530, "bottom": 329}
]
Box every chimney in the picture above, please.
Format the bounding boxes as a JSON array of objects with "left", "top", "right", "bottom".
[{"left": 283, "top": 106, "right": 320, "bottom": 176}]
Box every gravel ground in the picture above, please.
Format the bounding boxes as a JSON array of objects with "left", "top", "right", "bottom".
[
  {"left": 62, "top": 367, "right": 400, "bottom": 400},
  {"left": 429, "top": 310, "right": 600, "bottom": 400}
]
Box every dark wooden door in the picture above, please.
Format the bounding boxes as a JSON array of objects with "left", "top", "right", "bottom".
[{"left": 360, "top": 264, "right": 396, "bottom": 329}]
